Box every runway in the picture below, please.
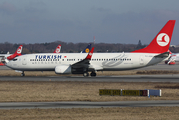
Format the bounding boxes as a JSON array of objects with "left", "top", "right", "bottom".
[
  {"left": 1, "top": 63, "right": 179, "bottom": 82},
  {"left": 0, "top": 74, "right": 179, "bottom": 82},
  {"left": 2, "top": 63, "right": 179, "bottom": 71},
  {"left": 0, "top": 100, "right": 178, "bottom": 109}
]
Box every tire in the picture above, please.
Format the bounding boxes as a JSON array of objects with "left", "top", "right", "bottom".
[
  {"left": 90, "top": 72, "right": 96, "bottom": 77},
  {"left": 83, "top": 72, "right": 89, "bottom": 77}
]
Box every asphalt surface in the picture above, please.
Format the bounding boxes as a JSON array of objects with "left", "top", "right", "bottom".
[
  {"left": 2, "top": 63, "right": 179, "bottom": 70},
  {"left": 0, "top": 100, "right": 178, "bottom": 109},
  {"left": 1, "top": 64, "right": 179, "bottom": 82},
  {"left": 1, "top": 63, "right": 179, "bottom": 77},
  {"left": 0, "top": 74, "right": 179, "bottom": 82}
]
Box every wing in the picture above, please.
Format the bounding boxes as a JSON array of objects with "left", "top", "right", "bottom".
[
  {"left": 72, "top": 47, "right": 94, "bottom": 68},
  {"left": 154, "top": 52, "right": 169, "bottom": 58}
]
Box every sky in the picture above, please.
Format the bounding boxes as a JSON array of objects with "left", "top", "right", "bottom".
[{"left": 0, "top": 0, "right": 179, "bottom": 45}]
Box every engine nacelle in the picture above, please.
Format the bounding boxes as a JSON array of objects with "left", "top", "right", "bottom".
[{"left": 55, "top": 65, "right": 72, "bottom": 74}]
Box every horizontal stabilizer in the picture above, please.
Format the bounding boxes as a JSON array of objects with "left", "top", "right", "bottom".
[{"left": 154, "top": 52, "right": 169, "bottom": 58}]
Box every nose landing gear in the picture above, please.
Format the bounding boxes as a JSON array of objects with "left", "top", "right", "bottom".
[
  {"left": 83, "top": 72, "right": 89, "bottom": 77},
  {"left": 21, "top": 71, "right": 25, "bottom": 77}
]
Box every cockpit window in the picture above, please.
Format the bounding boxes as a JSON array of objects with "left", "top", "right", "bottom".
[{"left": 13, "top": 58, "right": 18, "bottom": 61}]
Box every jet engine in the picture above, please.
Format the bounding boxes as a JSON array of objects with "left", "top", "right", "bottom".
[{"left": 55, "top": 65, "right": 71, "bottom": 74}]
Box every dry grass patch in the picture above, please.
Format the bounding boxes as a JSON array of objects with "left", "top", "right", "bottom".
[
  {"left": 0, "top": 81, "right": 178, "bottom": 102},
  {"left": 0, "top": 107, "right": 178, "bottom": 120}
]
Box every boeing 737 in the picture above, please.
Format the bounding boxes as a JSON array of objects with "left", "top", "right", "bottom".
[{"left": 6, "top": 20, "right": 175, "bottom": 77}]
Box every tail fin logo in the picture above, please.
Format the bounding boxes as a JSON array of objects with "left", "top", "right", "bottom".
[
  {"left": 156, "top": 33, "right": 170, "bottom": 46},
  {"left": 55, "top": 48, "right": 60, "bottom": 53},
  {"left": 17, "top": 46, "right": 22, "bottom": 54},
  {"left": 85, "top": 48, "right": 90, "bottom": 53}
]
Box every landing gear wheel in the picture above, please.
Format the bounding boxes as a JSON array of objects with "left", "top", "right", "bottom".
[
  {"left": 21, "top": 72, "right": 25, "bottom": 77},
  {"left": 83, "top": 72, "right": 89, "bottom": 77},
  {"left": 90, "top": 72, "right": 96, "bottom": 77}
]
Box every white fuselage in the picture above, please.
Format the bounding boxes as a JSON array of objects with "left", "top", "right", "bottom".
[{"left": 6, "top": 52, "right": 165, "bottom": 72}]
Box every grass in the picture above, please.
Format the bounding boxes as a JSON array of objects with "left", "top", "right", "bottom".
[
  {"left": 0, "top": 81, "right": 178, "bottom": 102},
  {"left": 0, "top": 107, "right": 178, "bottom": 120}
]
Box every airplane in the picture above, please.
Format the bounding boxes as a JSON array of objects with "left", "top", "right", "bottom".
[
  {"left": 81, "top": 44, "right": 91, "bottom": 53},
  {"left": 6, "top": 45, "right": 23, "bottom": 60},
  {"left": 6, "top": 20, "right": 175, "bottom": 77},
  {"left": 165, "top": 50, "right": 179, "bottom": 65},
  {"left": 53, "top": 45, "right": 61, "bottom": 53},
  {"left": 0, "top": 45, "right": 23, "bottom": 64}
]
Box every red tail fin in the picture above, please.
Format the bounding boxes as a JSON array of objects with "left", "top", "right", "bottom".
[
  {"left": 131, "top": 20, "right": 175, "bottom": 53},
  {"left": 53, "top": 45, "right": 61, "bottom": 53},
  {"left": 86, "top": 47, "right": 94, "bottom": 60},
  {"left": 7, "top": 45, "right": 23, "bottom": 60}
]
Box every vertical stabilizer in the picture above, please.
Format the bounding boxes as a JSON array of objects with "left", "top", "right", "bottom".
[{"left": 131, "top": 20, "right": 175, "bottom": 53}]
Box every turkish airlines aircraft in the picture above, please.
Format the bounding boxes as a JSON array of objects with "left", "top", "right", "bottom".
[{"left": 6, "top": 20, "right": 175, "bottom": 77}]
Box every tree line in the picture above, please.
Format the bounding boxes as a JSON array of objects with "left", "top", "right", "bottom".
[{"left": 0, "top": 40, "right": 178, "bottom": 54}]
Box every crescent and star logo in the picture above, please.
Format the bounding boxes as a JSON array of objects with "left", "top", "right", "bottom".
[{"left": 156, "top": 33, "right": 170, "bottom": 46}]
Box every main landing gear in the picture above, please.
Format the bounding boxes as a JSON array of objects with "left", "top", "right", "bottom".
[
  {"left": 90, "top": 71, "right": 96, "bottom": 77},
  {"left": 83, "top": 71, "right": 96, "bottom": 77},
  {"left": 21, "top": 71, "right": 25, "bottom": 77}
]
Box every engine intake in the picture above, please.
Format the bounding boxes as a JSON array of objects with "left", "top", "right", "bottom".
[{"left": 55, "top": 65, "right": 71, "bottom": 74}]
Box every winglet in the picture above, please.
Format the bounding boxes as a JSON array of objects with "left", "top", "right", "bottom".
[{"left": 85, "top": 47, "right": 94, "bottom": 60}]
